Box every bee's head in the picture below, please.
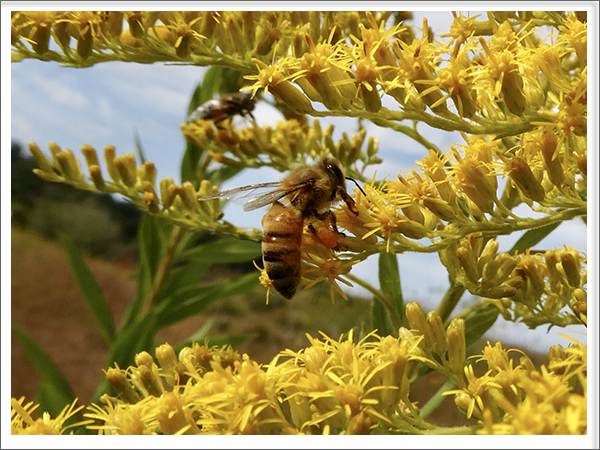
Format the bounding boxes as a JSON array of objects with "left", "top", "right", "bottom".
[
  {"left": 321, "top": 157, "right": 366, "bottom": 198},
  {"left": 321, "top": 157, "right": 346, "bottom": 188}
]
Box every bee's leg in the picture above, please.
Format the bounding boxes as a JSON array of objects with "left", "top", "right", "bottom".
[
  {"left": 338, "top": 188, "right": 359, "bottom": 215},
  {"left": 314, "top": 210, "right": 343, "bottom": 235},
  {"left": 214, "top": 115, "right": 231, "bottom": 130},
  {"left": 311, "top": 211, "right": 347, "bottom": 251}
]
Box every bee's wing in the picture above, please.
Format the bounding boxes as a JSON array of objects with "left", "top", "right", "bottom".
[
  {"left": 197, "top": 182, "right": 282, "bottom": 203},
  {"left": 242, "top": 183, "right": 308, "bottom": 212}
]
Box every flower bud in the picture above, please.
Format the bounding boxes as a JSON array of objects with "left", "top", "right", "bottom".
[
  {"left": 396, "top": 218, "right": 429, "bottom": 239},
  {"left": 477, "top": 239, "right": 499, "bottom": 274},
  {"left": 573, "top": 300, "right": 587, "bottom": 325},
  {"left": 141, "top": 161, "right": 157, "bottom": 186},
  {"left": 28, "top": 142, "right": 54, "bottom": 173},
  {"left": 114, "top": 155, "right": 137, "bottom": 187},
  {"left": 137, "top": 364, "right": 164, "bottom": 397},
  {"left": 143, "top": 189, "right": 160, "bottom": 214},
  {"left": 32, "top": 20, "right": 52, "bottom": 54},
  {"left": 405, "top": 302, "right": 431, "bottom": 350},
  {"left": 446, "top": 318, "right": 466, "bottom": 377},
  {"left": 135, "top": 351, "right": 155, "bottom": 368},
  {"left": 560, "top": 251, "right": 581, "bottom": 288},
  {"left": 89, "top": 165, "right": 106, "bottom": 190},
  {"left": 493, "top": 253, "right": 519, "bottom": 284},
  {"left": 426, "top": 311, "right": 447, "bottom": 356},
  {"left": 106, "top": 367, "right": 139, "bottom": 403},
  {"left": 76, "top": 24, "right": 93, "bottom": 59},
  {"left": 457, "top": 245, "right": 480, "bottom": 284},
  {"left": 539, "top": 129, "right": 564, "bottom": 187},
  {"left": 156, "top": 343, "right": 178, "bottom": 387},
  {"left": 481, "top": 278, "right": 521, "bottom": 299},
  {"left": 438, "top": 240, "right": 461, "bottom": 278},
  {"left": 32, "top": 169, "right": 61, "bottom": 183},
  {"left": 55, "top": 149, "right": 84, "bottom": 182},
  {"left": 159, "top": 177, "right": 176, "bottom": 209},
  {"left": 253, "top": 61, "right": 315, "bottom": 115},
  {"left": 422, "top": 197, "right": 457, "bottom": 222},
  {"left": 505, "top": 156, "right": 546, "bottom": 202},
  {"left": 178, "top": 181, "right": 200, "bottom": 212},
  {"left": 81, "top": 144, "right": 100, "bottom": 169},
  {"left": 104, "top": 145, "right": 121, "bottom": 182},
  {"left": 502, "top": 68, "right": 527, "bottom": 116}
]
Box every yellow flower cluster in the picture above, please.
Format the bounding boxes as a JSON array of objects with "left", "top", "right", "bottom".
[
  {"left": 11, "top": 397, "right": 86, "bottom": 435},
  {"left": 12, "top": 11, "right": 588, "bottom": 435},
  {"left": 11, "top": 301, "right": 586, "bottom": 435},
  {"left": 26, "top": 141, "right": 263, "bottom": 239},
  {"left": 445, "top": 339, "right": 587, "bottom": 435},
  {"left": 22, "top": 11, "right": 587, "bottom": 316},
  {"left": 11, "top": 11, "right": 408, "bottom": 68},
  {"left": 13, "top": 327, "right": 452, "bottom": 435},
  {"left": 440, "top": 234, "right": 586, "bottom": 328},
  {"left": 181, "top": 117, "right": 381, "bottom": 174}
]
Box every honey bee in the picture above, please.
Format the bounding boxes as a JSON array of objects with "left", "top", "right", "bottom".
[
  {"left": 198, "top": 158, "right": 364, "bottom": 299},
  {"left": 187, "top": 92, "right": 256, "bottom": 125}
]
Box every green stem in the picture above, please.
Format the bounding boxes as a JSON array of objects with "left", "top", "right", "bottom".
[
  {"left": 141, "top": 225, "right": 186, "bottom": 315},
  {"left": 369, "top": 117, "right": 441, "bottom": 155},
  {"left": 345, "top": 273, "right": 403, "bottom": 329},
  {"left": 419, "top": 379, "right": 456, "bottom": 419}
]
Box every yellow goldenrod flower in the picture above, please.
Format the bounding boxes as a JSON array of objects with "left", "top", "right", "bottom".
[
  {"left": 301, "top": 242, "right": 357, "bottom": 304},
  {"left": 437, "top": 46, "right": 478, "bottom": 118},
  {"left": 245, "top": 59, "right": 315, "bottom": 115},
  {"left": 11, "top": 397, "right": 88, "bottom": 435},
  {"left": 449, "top": 140, "right": 499, "bottom": 215},
  {"left": 390, "top": 19, "right": 448, "bottom": 113},
  {"left": 558, "top": 12, "right": 587, "bottom": 68}
]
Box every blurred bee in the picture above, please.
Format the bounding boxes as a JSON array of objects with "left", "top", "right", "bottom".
[
  {"left": 197, "top": 158, "right": 364, "bottom": 299},
  {"left": 187, "top": 92, "right": 256, "bottom": 125}
]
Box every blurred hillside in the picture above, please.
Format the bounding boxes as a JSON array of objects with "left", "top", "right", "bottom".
[{"left": 11, "top": 140, "right": 141, "bottom": 261}]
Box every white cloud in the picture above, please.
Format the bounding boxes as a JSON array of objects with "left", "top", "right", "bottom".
[{"left": 28, "top": 72, "right": 89, "bottom": 110}]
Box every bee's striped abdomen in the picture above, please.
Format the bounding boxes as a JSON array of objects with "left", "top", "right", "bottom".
[{"left": 261, "top": 202, "right": 303, "bottom": 299}]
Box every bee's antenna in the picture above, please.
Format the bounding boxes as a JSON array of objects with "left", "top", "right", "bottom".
[{"left": 346, "top": 177, "right": 366, "bottom": 196}]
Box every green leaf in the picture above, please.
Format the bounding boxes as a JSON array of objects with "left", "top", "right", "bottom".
[
  {"left": 181, "top": 141, "right": 205, "bottom": 184},
  {"left": 181, "top": 67, "right": 223, "bottom": 184},
  {"left": 133, "top": 127, "right": 146, "bottom": 164},
  {"left": 59, "top": 234, "right": 115, "bottom": 345},
  {"left": 11, "top": 325, "right": 75, "bottom": 417},
  {"left": 218, "top": 67, "right": 248, "bottom": 93},
  {"left": 122, "top": 213, "right": 170, "bottom": 328},
  {"left": 109, "top": 311, "right": 159, "bottom": 371},
  {"left": 179, "top": 237, "right": 262, "bottom": 264},
  {"left": 371, "top": 294, "right": 393, "bottom": 337},
  {"left": 456, "top": 300, "right": 500, "bottom": 348},
  {"left": 156, "top": 272, "right": 259, "bottom": 329},
  {"left": 509, "top": 222, "right": 561, "bottom": 255},
  {"left": 205, "top": 164, "right": 244, "bottom": 187},
  {"left": 157, "top": 259, "right": 214, "bottom": 303},
  {"left": 378, "top": 253, "right": 406, "bottom": 328}
]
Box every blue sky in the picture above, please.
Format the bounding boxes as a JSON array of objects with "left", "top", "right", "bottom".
[{"left": 5, "top": 8, "right": 594, "bottom": 356}]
